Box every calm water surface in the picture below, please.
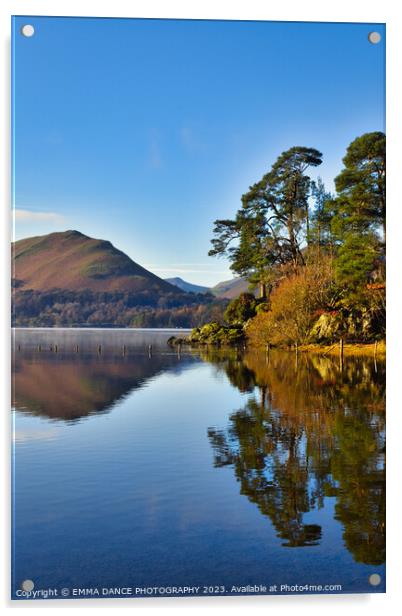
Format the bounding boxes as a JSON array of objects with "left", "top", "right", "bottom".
[{"left": 12, "top": 329, "right": 385, "bottom": 598}]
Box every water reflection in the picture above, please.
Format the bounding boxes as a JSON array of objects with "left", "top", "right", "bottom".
[
  {"left": 206, "top": 351, "right": 385, "bottom": 565},
  {"left": 12, "top": 338, "right": 385, "bottom": 569},
  {"left": 12, "top": 351, "right": 196, "bottom": 422}
]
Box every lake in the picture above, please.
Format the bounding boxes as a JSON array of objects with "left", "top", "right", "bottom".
[{"left": 11, "top": 328, "right": 385, "bottom": 599}]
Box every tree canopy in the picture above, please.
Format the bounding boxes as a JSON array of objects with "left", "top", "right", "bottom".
[
  {"left": 207, "top": 132, "right": 386, "bottom": 344},
  {"left": 209, "top": 146, "right": 323, "bottom": 296}
]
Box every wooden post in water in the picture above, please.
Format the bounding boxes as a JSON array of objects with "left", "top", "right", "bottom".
[
  {"left": 75, "top": 344, "right": 79, "bottom": 353},
  {"left": 97, "top": 344, "right": 102, "bottom": 355},
  {"left": 148, "top": 344, "right": 152, "bottom": 357},
  {"left": 374, "top": 340, "right": 378, "bottom": 373},
  {"left": 339, "top": 338, "right": 344, "bottom": 370},
  {"left": 54, "top": 344, "right": 58, "bottom": 353},
  {"left": 37, "top": 344, "right": 42, "bottom": 352}
]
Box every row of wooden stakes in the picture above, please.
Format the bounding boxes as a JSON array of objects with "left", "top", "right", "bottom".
[{"left": 14, "top": 343, "right": 180, "bottom": 355}]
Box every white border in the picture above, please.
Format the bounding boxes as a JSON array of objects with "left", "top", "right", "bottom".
[{"left": 1, "top": 1, "right": 402, "bottom": 614}]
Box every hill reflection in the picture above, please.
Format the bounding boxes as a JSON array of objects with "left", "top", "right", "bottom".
[{"left": 12, "top": 351, "right": 195, "bottom": 422}]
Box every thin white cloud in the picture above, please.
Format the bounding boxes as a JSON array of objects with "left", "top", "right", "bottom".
[
  {"left": 180, "top": 126, "right": 205, "bottom": 153},
  {"left": 13, "top": 428, "right": 61, "bottom": 444},
  {"left": 14, "top": 209, "right": 66, "bottom": 223},
  {"left": 148, "top": 129, "right": 162, "bottom": 169}
]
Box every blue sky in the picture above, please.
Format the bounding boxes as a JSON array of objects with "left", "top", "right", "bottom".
[{"left": 12, "top": 17, "right": 385, "bottom": 286}]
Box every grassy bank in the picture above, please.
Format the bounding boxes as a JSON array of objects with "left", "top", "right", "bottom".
[{"left": 298, "top": 340, "right": 385, "bottom": 358}]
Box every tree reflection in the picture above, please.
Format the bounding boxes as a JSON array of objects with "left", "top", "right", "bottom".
[{"left": 207, "top": 351, "right": 385, "bottom": 564}]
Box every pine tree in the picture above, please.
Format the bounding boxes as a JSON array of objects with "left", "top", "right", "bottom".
[
  {"left": 332, "top": 132, "right": 385, "bottom": 291},
  {"left": 209, "top": 146, "right": 322, "bottom": 297}
]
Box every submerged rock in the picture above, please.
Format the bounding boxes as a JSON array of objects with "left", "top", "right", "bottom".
[{"left": 167, "top": 336, "right": 188, "bottom": 346}]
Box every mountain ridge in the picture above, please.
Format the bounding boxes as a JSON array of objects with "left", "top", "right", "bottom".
[
  {"left": 164, "top": 277, "right": 210, "bottom": 294},
  {"left": 210, "top": 277, "right": 256, "bottom": 299},
  {"left": 164, "top": 276, "right": 256, "bottom": 298},
  {"left": 12, "top": 230, "right": 180, "bottom": 294}
]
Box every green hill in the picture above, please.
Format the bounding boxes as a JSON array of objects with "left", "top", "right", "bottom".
[
  {"left": 11, "top": 231, "right": 226, "bottom": 328},
  {"left": 12, "top": 230, "right": 179, "bottom": 294}
]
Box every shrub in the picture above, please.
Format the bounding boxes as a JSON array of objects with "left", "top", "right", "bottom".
[{"left": 246, "top": 259, "right": 338, "bottom": 346}]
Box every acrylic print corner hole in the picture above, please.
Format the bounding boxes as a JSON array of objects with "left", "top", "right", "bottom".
[
  {"left": 11, "top": 16, "right": 386, "bottom": 601},
  {"left": 368, "top": 31, "right": 381, "bottom": 44},
  {"left": 369, "top": 574, "right": 382, "bottom": 586},
  {"left": 21, "top": 24, "right": 35, "bottom": 38}
]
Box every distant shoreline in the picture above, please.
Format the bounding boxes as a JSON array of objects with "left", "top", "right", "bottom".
[{"left": 11, "top": 327, "right": 192, "bottom": 332}]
